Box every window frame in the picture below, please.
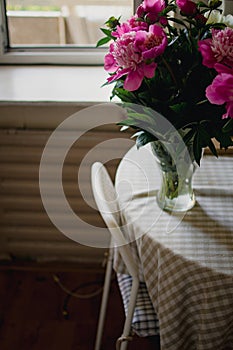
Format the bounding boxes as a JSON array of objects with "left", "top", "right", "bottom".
[{"left": 0, "top": 0, "right": 141, "bottom": 65}]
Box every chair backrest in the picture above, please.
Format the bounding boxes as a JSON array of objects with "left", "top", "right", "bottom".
[{"left": 91, "top": 162, "right": 138, "bottom": 278}]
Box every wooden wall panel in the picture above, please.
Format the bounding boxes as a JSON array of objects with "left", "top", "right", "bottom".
[{"left": 0, "top": 125, "right": 132, "bottom": 264}]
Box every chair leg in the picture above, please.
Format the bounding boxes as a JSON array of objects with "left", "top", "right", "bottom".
[
  {"left": 94, "top": 248, "right": 114, "bottom": 350},
  {"left": 116, "top": 335, "right": 133, "bottom": 350},
  {"left": 116, "top": 278, "right": 139, "bottom": 350}
]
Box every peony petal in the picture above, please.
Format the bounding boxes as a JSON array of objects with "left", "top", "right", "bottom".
[
  {"left": 198, "top": 39, "right": 215, "bottom": 68},
  {"left": 206, "top": 85, "right": 225, "bottom": 105},
  {"left": 136, "top": 4, "right": 145, "bottom": 17},
  {"left": 214, "top": 63, "right": 233, "bottom": 75},
  {"left": 107, "top": 67, "right": 131, "bottom": 84},
  {"left": 176, "top": 0, "right": 197, "bottom": 15},
  {"left": 143, "top": 62, "right": 157, "bottom": 78},
  {"left": 124, "top": 69, "right": 144, "bottom": 91},
  {"left": 145, "top": 0, "right": 165, "bottom": 12},
  {"left": 144, "top": 0, "right": 157, "bottom": 7},
  {"left": 104, "top": 53, "right": 117, "bottom": 73},
  {"left": 135, "top": 30, "right": 147, "bottom": 48},
  {"left": 206, "top": 73, "right": 233, "bottom": 106},
  {"left": 199, "top": 27, "right": 233, "bottom": 69},
  {"left": 149, "top": 24, "right": 164, "bottom": 36},
  {"left": 224, "top": 102, "right": 233, "bottom": 119}
]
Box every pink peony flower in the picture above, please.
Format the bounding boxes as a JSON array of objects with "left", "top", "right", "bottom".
[
  {"left": 206, "top": 73, "right": 233, "bottom": 119},
  {"left": 198, "top": 27, "right": 233, "bottom": 69},
  {"left": 176, "top": 0, "right": 197, "bottom": 16},
  {"left": 215, "top": 63, "right": 233, "bottom": 75},
  {"left": 136, "top": 0, "right": 166, "bottom": 23},
  {"left": 135, "top": 24, "right": 168, "bottom": 60},
  {"left": 159, "top": 16, "right": 168, "bottom": 26},
  {"left": 98, "top": 0, "right": 233, "bottom": 162},
  {"left": 112, "top": 16, "right": 148, "bottom": 38},
  {"left": 112, "top": 22, "right": 132, "bottom": 38},
  {"left": 104, "top": 25, "right": 167, "bottom": 91},
  {"left": 128, "top": 16, "right": 149, "bottom": 31},
  {"left": 194, "top": 13, "right": 207, "bottom": 25}
]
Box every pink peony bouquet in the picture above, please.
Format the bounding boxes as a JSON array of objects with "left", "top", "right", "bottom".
[{"left": 97, "top": 0, "right": 233, "bottom": 164}]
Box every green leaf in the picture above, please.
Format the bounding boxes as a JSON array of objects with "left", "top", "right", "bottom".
[
  {"left": 168, "top": 17, "right": 188, "bottom": 27},
  {"left": 161, "top": 4, "right": 176, "bottom": 15},
  {"left": 222, "top": 118, "right": 233, "bottom": 133},
  {"left": 220, "top": 136, "right": 233, "bottom": 149},
  {"left": 183, "top": 128, "right": 195, "bottom": 144},
  {"left": 211, "top": 23, "right": 226, "bottom": 30},
  {"left": 197, "top": 1, "right": 209, "bottom": 7},
  {"left": 112, "top": 87, "right": 138, "bottom": 103},
  {"left": 208, "top": 0, "right": 222, "bottom": 10},
  {"left": 193, "top": 123, "right": 219, "bottom": 164},
  {"left": 200, "top": 8, "right": 212, "bottom": 14},
  {"left": 193, "top": 132, "right": 203, "bottom": 166},
  {"left": 118, "top": 114, "right": 164, "bottom": 140},
  {"left": 207, "top": 138, "right": 218, "bottom": 157},
  {"left": 100, "top": 27, "right": 114, "bottom": 37},
  {"left": 215, "top": 131, "right": 233, "bottom": 149},
  {"left": 200, "top": 127, "right": 218, "bottom": 157},
  {"left": 170, "top": 102, "right": 188, "bottom": 115},
  {"left": 96, "top": 36, "right": 111, "bottom": 47},
  {"left": 135, "top": 131, "right": 156, "bottom": 149},
  {"left": 105, "top": 16, "right": 121, "bottom": 29},
  {"left": 126, "top": 112, "right": 155, "bottom": 124},
  {"left": 117, "top": 118, "right": 137, "bottom": 127},
  {"left": 176, "top": 128, "right": 195, "bottom": 155}
]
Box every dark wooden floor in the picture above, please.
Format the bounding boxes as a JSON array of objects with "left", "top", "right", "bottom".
[{"left": 0, "top": 264, "right": 160, "bottom": 350}]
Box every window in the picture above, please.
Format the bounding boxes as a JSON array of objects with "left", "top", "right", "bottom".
[{"left": 0, "top": 0, "right": 141, "bottom": 64}]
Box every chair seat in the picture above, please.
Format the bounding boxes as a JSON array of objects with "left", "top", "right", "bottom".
[{"left": 117, "top": 273, "right": 160, "bottom": 337}]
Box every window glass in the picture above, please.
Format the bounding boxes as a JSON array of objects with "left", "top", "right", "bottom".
[{"left": 5, "top": 0, "right": 133, "bottom": 47}]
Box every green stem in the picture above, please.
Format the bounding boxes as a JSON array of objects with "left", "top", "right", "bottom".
[
  {"left": 162, "top": 170, "right": 180, "bottom": 199},
  {"left": 162, "top": 57, "right": 177, "bottom": 86}
]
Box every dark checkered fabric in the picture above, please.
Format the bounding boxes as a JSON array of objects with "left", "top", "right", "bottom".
[{"left": 117, "top": 273, "right": 160, "bottom": 337}]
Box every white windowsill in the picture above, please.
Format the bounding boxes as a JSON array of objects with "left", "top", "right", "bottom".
[
  {"left": 0, "top": 65, "right": 114, "bottom": 104},
  {"left": 0, "top": 65, "right": 123, "bottom": 129}
]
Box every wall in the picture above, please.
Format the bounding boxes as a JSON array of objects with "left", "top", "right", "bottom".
[{"left": 0, "top": 102, "right": 132, "bottom": 265}]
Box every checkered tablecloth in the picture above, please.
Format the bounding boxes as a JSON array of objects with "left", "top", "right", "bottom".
[{"left": 114, "top": 145, "right": 233, "bottom": 350}]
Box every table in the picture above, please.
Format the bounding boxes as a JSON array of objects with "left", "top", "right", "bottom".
[{"left": 114, "top": 144, "right": 233, "bottom": 350}]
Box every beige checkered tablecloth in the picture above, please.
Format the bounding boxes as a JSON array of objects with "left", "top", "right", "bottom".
[{"left": 114, "top": 145, "right": 233, "bottom": 350}]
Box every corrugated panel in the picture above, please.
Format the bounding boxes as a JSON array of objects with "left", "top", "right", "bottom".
[{"left": 0, "top": 126, "right": 132, "bottom": 263}]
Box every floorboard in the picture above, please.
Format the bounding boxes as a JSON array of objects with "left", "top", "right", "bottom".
[{"left": 0, "top": 265, "right": 160, "bottom": 350}]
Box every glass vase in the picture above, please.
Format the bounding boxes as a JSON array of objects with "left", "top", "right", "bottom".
[{"left": 151, "top": 140, "right": 196, "bottom": 212}]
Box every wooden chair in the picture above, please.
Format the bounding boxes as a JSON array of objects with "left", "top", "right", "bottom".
[{"left": 91, "top": 162, "right": 159, "bottom": 350}]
